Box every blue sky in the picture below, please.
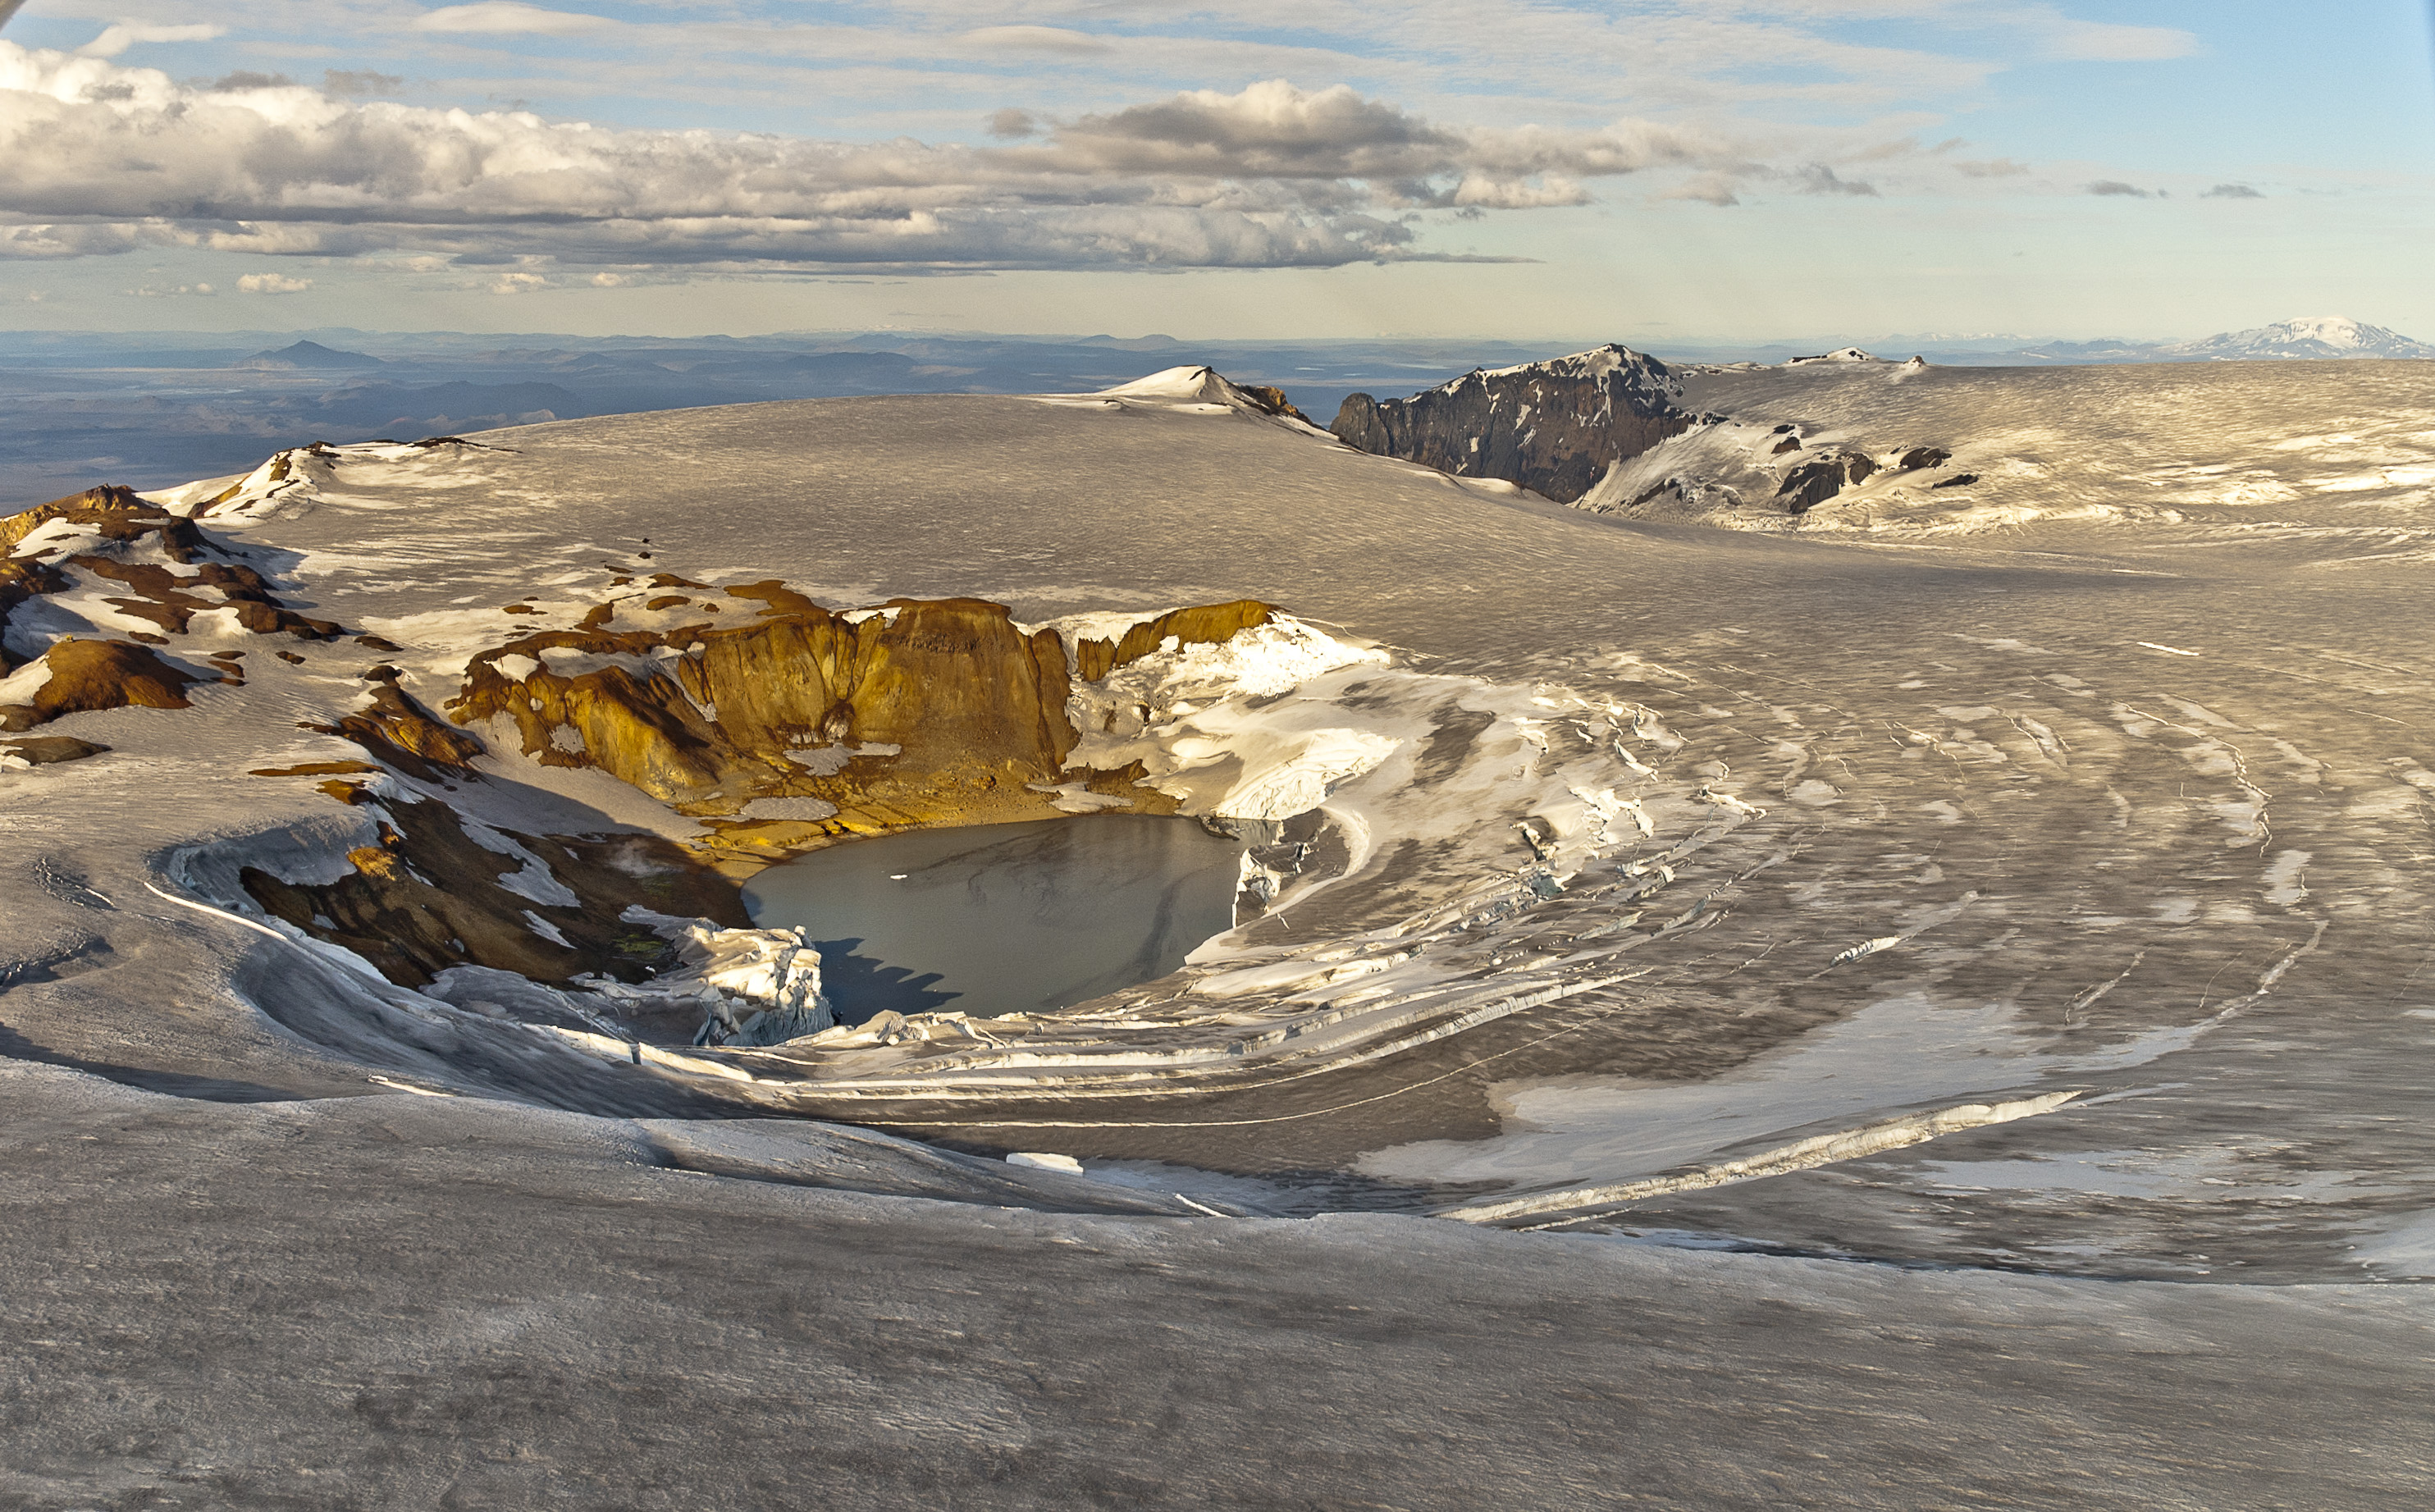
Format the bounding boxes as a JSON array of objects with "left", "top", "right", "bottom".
[{"left": 1, "top": 2, "right": 2429, "bottom": 342}]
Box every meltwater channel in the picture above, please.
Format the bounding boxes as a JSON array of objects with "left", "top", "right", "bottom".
[{"left": 742, "top": 815, "right": 1246, "bottom": 1024}]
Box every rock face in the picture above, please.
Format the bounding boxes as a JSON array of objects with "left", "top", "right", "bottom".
[
  {"left": 449, "top": 586, "right": 1277, "bottom": 869},
  {"left": 1330, "top": 346, "right": 1699, "bottom": 504},
  {"left": 240, "top": 791, "right": 754, "bottom": 989},
  {"left": 1776, "top": 453, "right": 1880, "bottom": 514},
  {"left": 1234, "top": 384, "right": 1314, "bottom": 425},
  {"left": 311, "top": 669, "right": 488, "bottom": 782},
  {"left": 1072, "top": 601, "right": 1273, "bottom": 682}
]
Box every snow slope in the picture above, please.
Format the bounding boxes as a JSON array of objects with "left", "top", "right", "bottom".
[
  {"left": 2163, "top": 314, "right": 2435, "bottom": 361},
  {"left": 2, "top": 364, "right": 2433, "bottom": 1501}
]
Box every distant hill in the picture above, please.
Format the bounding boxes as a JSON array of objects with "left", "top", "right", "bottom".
[
  {"left": 235, "top": 340, "right": 385, "bottom": 371},
  {"left": 2159, "top": 316, "right": 2435, "bottom": 361}
]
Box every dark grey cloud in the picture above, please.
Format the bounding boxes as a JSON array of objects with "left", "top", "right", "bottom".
[
  {"left": 323, "top": 69, "right": 404, "bottom": 98},
  {"left": 206, "top": 71, "right": 295, "bottom": 92},
  {"left": 1790, "top": 162, "right": 1879, "bottom": 197},
  {"left": 2086, "top": 180, "right": 2154, "bottom": 198},
  {"left": 2201, "top": 183, "right": 2263, "bottom": 199}
]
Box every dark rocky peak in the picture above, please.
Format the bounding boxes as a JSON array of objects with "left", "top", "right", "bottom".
[
  {"left": 1328, "top": 345, "right": 1699, "bottom": 505},
  {"left": 1777, "top": 452, "right": 1879, "bottom": 514},
  {"left": 1094, "top": 365, "right": 1315, "bottom": 424}
]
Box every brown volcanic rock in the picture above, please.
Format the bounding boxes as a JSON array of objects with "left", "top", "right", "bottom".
[
  {"left": 0, "top": 485, "right": 158, "bottom": 554},
  {"left": 819, "top": 598, "right": 1079, "bottom": 778},
  {"left": 309, "top": 678, "right": 487, "bottom": 782},
  {"left": 450, "top": 592, "right": 1114, "bottom": 840},
  {"left": 1330, "top": 346, "right": 1699, "bottom": 504},
  {"left": 1073, "top": 600, "right": 1276, "bottom": 681},
  {"left": 0, "top": 637, "right": 205, "bottom": 731},
  {"left": 1, "top": 734, "right": 109, "bottom": 765},
  {"left": 1236, "top": 385, "right": 1315, "bottom": 425},
  {"left": 4, "top": 486, "right": 344, "bottom": 644},
  {"left": 0, "top": 557, "right": 66, "bottom": 674},
  {"left": 242, "top": 791, "right": 750, "bottom": 989}
]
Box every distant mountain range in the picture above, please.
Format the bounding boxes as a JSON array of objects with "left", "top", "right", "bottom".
[
  {"left": 1654, "top": 316, "right": 2434, "bottom": 368},
  {"left": 234, "top": 340, "right": 386, "bottom": 371},
  {"left": 1908, "top": 317, "right": 2433, "bottom": 366},
  {"left": 7, "top": 317, "right": 2427, "bottom": 512},
  {"left": 2156, "top": 316, "right": 2435, "bottom": 361}
]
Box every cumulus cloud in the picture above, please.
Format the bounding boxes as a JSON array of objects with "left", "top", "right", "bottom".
[
  {"left": 2202, "top": 183, "right": 2264, "bottom": 199},
  {"left": 238, "top": 272, "right": 313, "bottom": 294},
  {"left": 2086, "top": 180, "right": 2154, "bottom": 198},
  {"left": 1665, "top": 172, "right": 1740, "bottom": 208},
  {"left": 0, "top": 45, "right": 1771, "bottom": 272}
]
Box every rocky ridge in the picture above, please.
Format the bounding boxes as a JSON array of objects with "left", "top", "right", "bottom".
[
  {"left": 0, "top": 485, "right": 349, "bottom": 731},
  {"left": 449, "top": 582, "right": 1280, "bottom": 872},
  {"left": 1330, "top": 345, "right": 1703, "bottom": 503}
]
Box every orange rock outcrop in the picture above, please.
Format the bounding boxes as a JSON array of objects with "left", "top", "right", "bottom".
[
  {"left": 445, "top": 591, "right": 1274, "bottom": 869},
  {"left": 0, "top": 637, "right": 204, "bottom": 732},
  {"left": 1072, "top": 601, "right": 1273, "bottom": 681}
]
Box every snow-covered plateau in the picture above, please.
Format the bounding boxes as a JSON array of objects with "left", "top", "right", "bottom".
[{"left": 3, "top": 359, "right": 2432, "bottom": 1505}]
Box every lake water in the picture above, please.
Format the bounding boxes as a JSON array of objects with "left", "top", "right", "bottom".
[{"left": 742, "top": 815, "right": 1245, "bottom": 1023}]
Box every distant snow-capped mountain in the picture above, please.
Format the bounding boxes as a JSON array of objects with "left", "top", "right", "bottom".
[{"left": 2162, "top": 316, "right": 2435, "bottom": 361}]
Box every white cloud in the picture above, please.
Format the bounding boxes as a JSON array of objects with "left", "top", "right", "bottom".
[
  {"left": 238, "top": 272, "right": 313, "bottom": 293},
  {"left": 961, "top": 26, "right": 1112, "bottom": 57},
  {"left": 75, "top": 23, "right": 226, "bottom": 60},
  {"left": 411, "top": 4, "right": 614, "bottom": 35},
  {"left": 2031, "top": 16, "right": 2197, "bottom": 62},
  {"left": 0, "top": 45, "right": 1766, "bottom": 271}
]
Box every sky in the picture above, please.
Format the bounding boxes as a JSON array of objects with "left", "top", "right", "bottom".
[{"left": 0, "top": 1, "right": 2431, "bottom": 343}]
